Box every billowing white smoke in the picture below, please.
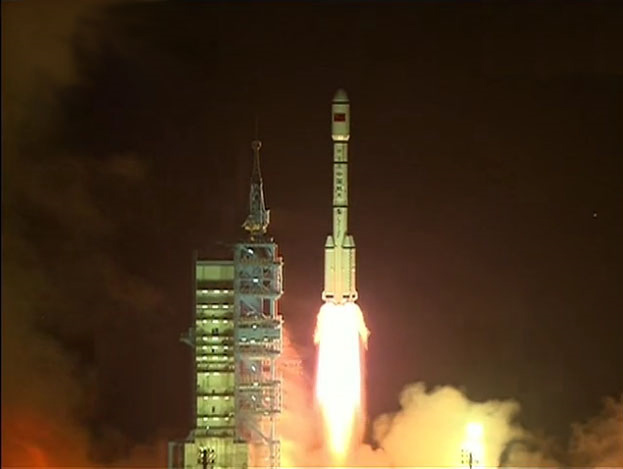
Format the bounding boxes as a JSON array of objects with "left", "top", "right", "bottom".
[
  {"left": 362, "top": 385, "right": 622, "bottom": 468},
  {"left": 354, "top": 383, "right": 534, "bottom": 468},
  {"left": 280, "top": 339, "right": 623, "bottom": 469},
  {"left": 278, "top": 330, "right": 327, "bottom": 467},
  {"left": 568, "top": 394, "right": 623, "bottom": 468}
]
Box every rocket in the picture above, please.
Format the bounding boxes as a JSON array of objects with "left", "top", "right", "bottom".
[{"left": 322, "top": 89, "right": 358, "bottom": 304}]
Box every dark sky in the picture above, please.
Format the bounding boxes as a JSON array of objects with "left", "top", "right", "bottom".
[{"left": 3, "top": 0, "right": 623, "bottom": 464}]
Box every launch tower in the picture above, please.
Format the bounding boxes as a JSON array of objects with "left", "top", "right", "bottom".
[{"left": 169, "top": 140, "right": 283, "bottom": 469}]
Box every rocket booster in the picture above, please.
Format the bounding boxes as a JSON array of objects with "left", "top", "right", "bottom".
[{"left": 322, "top": 89, "right": 357, "bottom": 304}]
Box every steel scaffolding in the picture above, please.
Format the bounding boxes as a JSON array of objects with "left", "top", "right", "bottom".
[{"left": 233, "top": 241, "right": 283, "bottom": 469}]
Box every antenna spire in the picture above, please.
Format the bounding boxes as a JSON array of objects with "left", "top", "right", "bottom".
[{"left": 242, "top": 131, "right": 270, "bottom": 238}]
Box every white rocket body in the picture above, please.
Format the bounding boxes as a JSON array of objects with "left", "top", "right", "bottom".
[{"left": 323, "top": 89, "right": 357, "bottom": 304}]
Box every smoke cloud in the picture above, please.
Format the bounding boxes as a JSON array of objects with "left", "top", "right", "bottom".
[
  {"left": 279, "top": 329, "right": 328, "bottom": 467},
  {"left": 282, "top": 366, "right": 622, "bottom": 468},
  {"left": 2, "top": 1, "right": 170, "bottom": 466},
  {"left": 569, "top": 394, "right": 623, "bottom": 468},
  {"left": 357, "top": 383, "right": 550, "bottom": 468}
]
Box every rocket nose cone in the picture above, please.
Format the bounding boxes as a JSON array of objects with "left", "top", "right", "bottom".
[{"left": 333, "top": 88, "right": 349, "bottom": 103}]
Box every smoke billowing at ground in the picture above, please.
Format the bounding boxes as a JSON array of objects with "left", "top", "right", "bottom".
[
  {"left": 280, "top": 320, "right": 623, "bottom": 469},
  {"left": 282, "top": 366, "right": 623, "bottom": 468},
  {"left": 3, "top": 1, "right": 623, "bottom": 468}
]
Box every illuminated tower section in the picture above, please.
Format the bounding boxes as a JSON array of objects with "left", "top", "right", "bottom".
[
  {"left": 193, "top": 261, "right": 249, "bottom": 468},
  {"left": 168, "top": 260, "right": 250, "bottom": 469}
]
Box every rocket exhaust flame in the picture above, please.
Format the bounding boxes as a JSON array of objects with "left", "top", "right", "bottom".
[{"left": 314, "top": 301, "right": 369, "bottom": 465}]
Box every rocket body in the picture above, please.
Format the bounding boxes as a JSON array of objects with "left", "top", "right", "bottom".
[{"left": 323, "top": 89, "right": 357, "bottom": 304}]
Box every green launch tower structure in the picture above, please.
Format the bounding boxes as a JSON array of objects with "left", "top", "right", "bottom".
[{"left": 169, "top": 140, "right": 284, "bottom": 469}]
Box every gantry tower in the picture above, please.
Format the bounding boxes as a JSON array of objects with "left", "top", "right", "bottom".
[{"left": 168, "top": 140, "right": 283, "bottom": 469}]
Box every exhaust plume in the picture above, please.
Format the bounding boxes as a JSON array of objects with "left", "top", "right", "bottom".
[{"left": 314, "top": 302, "right": 369, "bottom": 465}]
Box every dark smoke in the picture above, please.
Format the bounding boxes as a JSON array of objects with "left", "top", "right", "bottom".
[{"left": 2, "top": 1, "right": 184, "bottom": 465}]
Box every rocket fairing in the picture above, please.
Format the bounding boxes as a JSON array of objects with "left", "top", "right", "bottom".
[{"left": 322, "top": 89, "right": 358, "bottom": 304}]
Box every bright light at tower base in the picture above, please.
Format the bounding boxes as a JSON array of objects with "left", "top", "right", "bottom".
[{"left": 461, "top": 422, "right": 485, "bottom": 469}]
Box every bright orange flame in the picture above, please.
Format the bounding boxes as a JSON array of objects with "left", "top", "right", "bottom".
[{"left": 314, "top": 302, "right": 369, "bottom": 465}]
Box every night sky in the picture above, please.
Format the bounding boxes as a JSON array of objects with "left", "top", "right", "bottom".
[{"left": 3, "top": 0, "right": 623, "bottom": 464}]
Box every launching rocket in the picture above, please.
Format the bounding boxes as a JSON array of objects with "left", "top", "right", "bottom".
[{"left": 323, "top": 89, "right": 357, "bottom": 304}]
